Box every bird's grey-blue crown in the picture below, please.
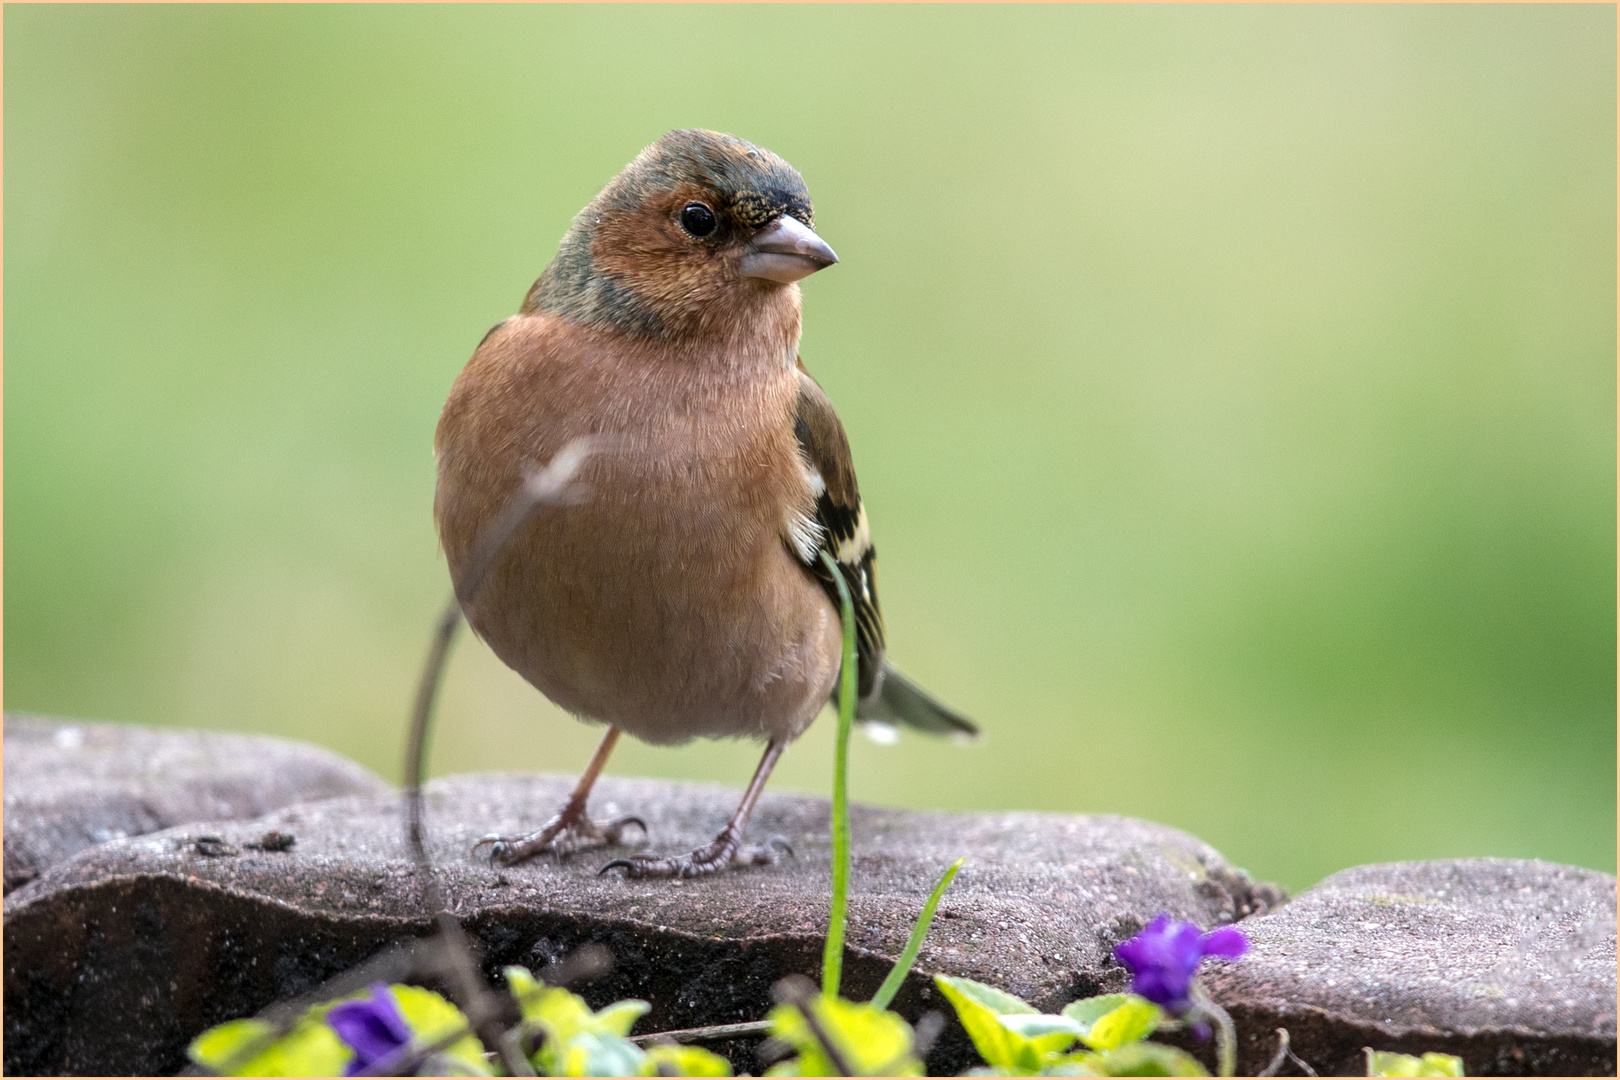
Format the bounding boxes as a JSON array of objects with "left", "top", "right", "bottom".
[{"left": 617, "top": 129, "right": 814, "bottom": 228}]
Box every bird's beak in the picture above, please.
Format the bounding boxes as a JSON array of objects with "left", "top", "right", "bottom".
[{"left": 739, "top": 216, "right": 838, "bottom": 283}]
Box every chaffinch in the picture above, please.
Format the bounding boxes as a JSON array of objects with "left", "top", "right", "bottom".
[{"left": 434, "top": 129, "right": 977, "bottom": 879}]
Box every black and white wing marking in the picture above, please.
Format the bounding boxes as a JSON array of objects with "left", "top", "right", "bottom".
[
  {"left": 787, "top": 363, "right": 980, "bottom": 739},
  {"left": 790, "top": 363, "right": 886, "bottom": 704}
]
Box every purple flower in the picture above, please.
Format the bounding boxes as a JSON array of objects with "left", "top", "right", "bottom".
[
  {"left": 1113, "top": 915, "right": 1248, "bottom": 1014},
  {"left": 327, "top": 982, "right": 414, "bottom": 1076}
]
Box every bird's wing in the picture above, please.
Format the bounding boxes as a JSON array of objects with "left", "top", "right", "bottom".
[
  {"left": 790, "top": 362, "right": 885, "bottom": 703},
  {"left": 789, "top": 363, "right": 979, "bottom": 738}
]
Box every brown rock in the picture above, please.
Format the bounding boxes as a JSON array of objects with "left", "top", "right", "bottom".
[
  {"left": 3, "top": 771, "right": 1273, "bottom": 1075},
  {"left": 1205, "top": 858, "right": 1617, "bottom": 1076},
  {"left": 2, "top": 714, "right": 389, "bottom": 894}
]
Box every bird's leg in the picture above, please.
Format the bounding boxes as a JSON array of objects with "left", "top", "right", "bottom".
[
  {"left": 600, "top": 739, "right": 792, "bottom": 879},
  {"left": 473, "top": 726, "right": 645, "bottom": 866}
]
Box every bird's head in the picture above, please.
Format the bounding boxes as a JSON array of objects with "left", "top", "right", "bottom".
[{"left": 525, "top": 130, "right": 837, "bottom": 342}]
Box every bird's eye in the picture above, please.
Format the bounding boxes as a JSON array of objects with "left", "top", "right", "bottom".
[{"left": 679, "top": 203, "right": 717, "bottom": 238}]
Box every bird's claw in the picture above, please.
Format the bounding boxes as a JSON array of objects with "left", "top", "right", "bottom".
[
  {"left": 598, "top": 833, "right": 793, "bottom": 879},
  {"left": 472, "top": 832, "right": 510, "bottom": 859},
  {"left": 472, "top": 809, "right": 647, "bottom": 866},
  {"left": 603, "top": 815, "right": 648, "bottom": 842}
]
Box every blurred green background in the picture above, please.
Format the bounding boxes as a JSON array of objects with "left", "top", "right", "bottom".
[{"left": 6, "top": 5, "right": 1614, "bottom": 892}]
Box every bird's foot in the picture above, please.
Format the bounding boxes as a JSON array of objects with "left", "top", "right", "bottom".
[
  {"left": 473, "top": 803, "right": 646, "bottom": 867},
  {"left": 598, "top": 832, "right": 793, "bottom": 879}
]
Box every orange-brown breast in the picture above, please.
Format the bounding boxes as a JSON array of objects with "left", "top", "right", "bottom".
[{"left": 433, "top": 313, "right": 841, "bottom": 745}]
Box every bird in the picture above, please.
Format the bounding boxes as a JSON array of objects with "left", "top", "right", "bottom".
[{"left": 433, "top": 129, "right": 977, "bottom": 879}]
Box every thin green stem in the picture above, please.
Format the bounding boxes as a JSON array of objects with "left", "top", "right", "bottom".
[
  {"left": 1190, "top": 981, "right": 1236, "bottom": 1077},
  {"left": 869, "top": 857, "right": 965, "bottom": 1011},
  {"left": 819, "top": 551, "right": 857, "bottom": 1000},
  {"left": 625, "top": 1020, "right": 772, "bottom": 1046}
]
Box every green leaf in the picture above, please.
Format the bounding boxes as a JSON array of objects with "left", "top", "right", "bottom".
[
  {"left": 554, "top": 1031, "right": 647, "bottom": 1077},
  {"left": 504, "top": 965, "right": 650, "bottom": 1042},
  {"left": 186, "top": 1016, "right": 350, "bottom": 1077},
  {"left": 999, "top": 1014, "right": 1089, "bottom": 1041},
  {"left": 1367, "top": 1050, "right": 1465, "bottom": 1077},
  {"left": 936, "top": 974, "right": 1042, "bottom": 1017},
  {"left": 767, "top": 995, "right": 924, "bottom": 1076},
  {"left": 388, "top": 984, "right": 490, "bottom": 1075},
  {"left": 639, "top": 1044, "right": 734, "bottom": 1077},
  {"left": 1073, "top": 1041, "right": 1209, "bottom": 1076},
  {"left": 188, "top": 1020, "right": 278, "bottom": 1073},
  {"left": 595, "top": 999, "right": 656, "bottom": 1039},
  {"left": 933, "top": 975, "right": 1079, "bottom": 1073},
  {"left": 503, "top": 965, "right": 653, "bottom": 1077},
  {"left": 1417, "top": 1054, "right": 1465, "bottom": 1077},
  {"left": 965, "top": 1065, "right": 1093, "bottom": 1078},
  {"left": 506, "top": 964, "right": 540, "bottom": 1003},
  {"left": 185, "top": 984, "right": 493, "bottom": 1077},
  {"left": 1060, "top": 995, "right": 1163, "bottom": 1051},
  {"left": 869, "top": 856, "right": 966, "bottom": 1011}
]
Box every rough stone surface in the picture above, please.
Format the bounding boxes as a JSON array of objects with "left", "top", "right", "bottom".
[
  {"left": 4, "top": 771, "right": 1277, "bottom": 1076},
  {"left": 7, "top": 753, "right": 1610, "bottom": 1078},
  {"left": 2, "top": 714, "right": 389, "bottom": 894},
  {"left": 1205, "top": 859, "right": 1617, "bottom": 1076}
]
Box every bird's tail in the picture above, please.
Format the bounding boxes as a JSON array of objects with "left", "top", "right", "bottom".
[{"left": 853, "top": 663, "right": 980, "bottom": 739}]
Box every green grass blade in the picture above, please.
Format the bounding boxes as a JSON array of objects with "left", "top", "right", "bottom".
[
  {"left": 869, "top": 857, "right": 965, "bottom": 1011},
  {"left": 819, "top": 551, "right": 857, "bottom": 999}
]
